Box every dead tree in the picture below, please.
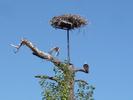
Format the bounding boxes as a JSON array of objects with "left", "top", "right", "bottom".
[{"left": 11, "top": 14, "right": 94, "bottom": 100}]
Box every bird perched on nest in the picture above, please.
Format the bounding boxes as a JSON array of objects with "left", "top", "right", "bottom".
[{"left": 48, "top": 47, "right": 60, "bottom": 57}]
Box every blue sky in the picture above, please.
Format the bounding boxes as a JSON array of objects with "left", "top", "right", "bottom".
[{"left": 0, "top": 0, "right": 133, "bottom": 100}]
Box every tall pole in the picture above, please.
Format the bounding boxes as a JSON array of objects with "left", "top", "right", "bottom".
[{"left": 67, "top": 29, "right": 70, "bottom": 64}]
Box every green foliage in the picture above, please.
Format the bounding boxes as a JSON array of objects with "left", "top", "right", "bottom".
[
  {"left": 75, "top": 81, "right": 95, "bottom": 100},
  {"left": 37, "top": 63, "right": 95, "bottom": 100},
  {"left": 38, "top": 65, "right": 70, "bottom": 100}
]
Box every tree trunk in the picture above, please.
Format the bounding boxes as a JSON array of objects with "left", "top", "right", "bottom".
[
  {"left": 63, "top": 65, "right": 75, "bottom": 100},
  {"left": 69, "top": 78, "right": 74, "bottom": 100}
]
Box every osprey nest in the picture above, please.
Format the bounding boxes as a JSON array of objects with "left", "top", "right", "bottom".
[{"left": 50, "top": 14, "right": 87, "bottom": 30}]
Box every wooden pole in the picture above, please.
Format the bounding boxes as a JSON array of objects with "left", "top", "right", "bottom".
[{"left": 67, "top": 29, "right": 70, "bottom": 64}]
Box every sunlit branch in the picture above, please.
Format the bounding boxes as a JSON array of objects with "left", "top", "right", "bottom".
[{"left": 11, "top": 39, "right": 61, "bottom": 66}]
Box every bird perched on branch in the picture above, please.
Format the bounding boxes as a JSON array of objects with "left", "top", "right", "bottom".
[
  {"left": 48, "top": 47, "right": 60, "bottom": 57},
  {"left": 83, "top": 64, "right": 89, "bottom": 73},
  {"left": 74, "top": 63, "right": 89, "bottom": 73}
]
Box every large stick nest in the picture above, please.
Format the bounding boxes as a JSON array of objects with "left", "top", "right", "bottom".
[{"left": 50, "top": 14, "right": 87, "bottom": 30}]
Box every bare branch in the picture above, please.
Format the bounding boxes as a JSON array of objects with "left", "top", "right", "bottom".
[
  {"left": 75, "top": 79, "right": 88, "bottom": 85},
  {"left": 11, "top": 39, "right": 61, "bottom": 66},
  {"left": 74, "top": 69, "right": 82, "bottom": 73},
  {"left": 11, "top": 39, "right": 89, "bottom": 75},
  {"left": 35, "top": 75, "right": 58, "bottom": 82},
  {"left": 74, "top": 68, "right": 88, "bottom": 73}
]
